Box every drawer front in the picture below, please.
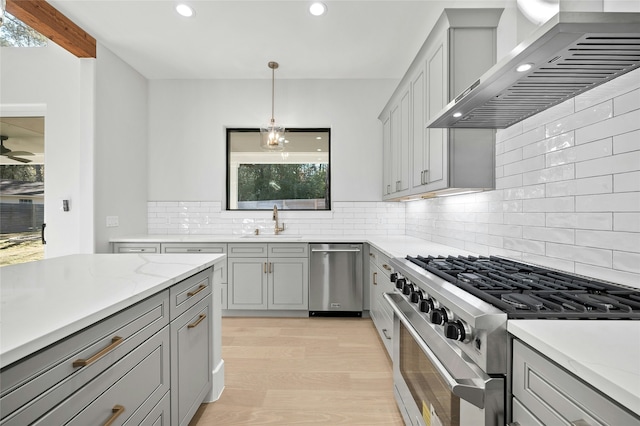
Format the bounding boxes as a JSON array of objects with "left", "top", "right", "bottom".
[
  {"left": 161, "top": 243, "right": 227, "bottom": 255},
  {"left": 170, "top": 268, "right": 213, "bottom": 320},
  {"left": 113, "top": 243, "right": 161, "bottom": 253},
  {"left": 228, "top": 243, "right": 268, "bottom": 257},
  {"left": 512, "top": 340, "right": 639, "bottom": 426},
  {"left": 1, "top": 291, "right": 169, "bottom": 425},
  {"left": 171, "top": 296, "right": 213, "bottom": 426},
  {"left": 34, "top": 327, "right": 170, "bottom": 426},
  {"left": 130, "top": 391, "right": 170, "bottom": 426},
  {"left": 268, "top": 243, "right": 308, "bottom": 258},
  {"left": 374, "top": 250, "right": 393, "bottom": 279}
]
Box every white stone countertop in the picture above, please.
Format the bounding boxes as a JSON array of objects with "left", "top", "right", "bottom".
[
  {"left": 110, "top": 234, "right": 477, "bottom": 259},
  {"left": 508, "top": 320, "right": 640, "bottom": 417},
  {"left": 0, "top": 253, "right": 225, "bottom": 368}
]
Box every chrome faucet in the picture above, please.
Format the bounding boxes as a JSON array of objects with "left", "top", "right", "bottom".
[{"left": 272, "top": 205, "right": 285, "bottom": 235}]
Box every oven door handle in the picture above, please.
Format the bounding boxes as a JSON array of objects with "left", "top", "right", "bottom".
[{"left": 384, "top": 292, "right": 489, "bottom": 409}]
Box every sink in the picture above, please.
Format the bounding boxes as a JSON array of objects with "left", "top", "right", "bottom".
[{"left": 239, "top": 234, "right": 302, "bottom": 241}]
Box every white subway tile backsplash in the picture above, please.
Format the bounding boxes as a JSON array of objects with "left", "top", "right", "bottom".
[
  {"left": 613, "top": 130, "right": 640, "bottom": 155},
  {"left": 576, "top": 192, "right": 640, "bottom": 212},
  {"left": 523, "top": 197, "right": 574, "bottom": 213},
  {"left": 504, "top": 156, "right": 545, "bottom": 176},
  {"left": 504, "top": 126, "right": 546, "bottom": 152},
  {"left": 615, "top": 171, "right": 640, "bottom": 193},
  {"left": 614, "top": 213, "right": 640, "bottom": 232},
  {"left": 575, "top": 263, "right": 640, "bottom": 289},
  {"left": 613, "top": 251, "right": 640, "bottom": 274},
  {"left": 522, "top": 226, "right": 574, "bottom": 244},
  {"left": 546, "top": 212, "right": 612, "bottom": 230},
  {"left": 546, "top": 242, "right": 612, "bottom": 267},
  {"left": 503, "top": 212, "right": 546, "bottom": 226},
  {"left": 522, "top": 164, "right": 574, "bottom": 185},
  {"left": 546, "top": 137, "right": 612, "bottom": 168},
  {"left": 575, "top": 109, "right": 640, "bottom": 144},
  {"left": 503, "top": 237, "right": 545, "bottom": 255},
  {"left": 575, "top": 69, "right": 640, "bottom": 112},
  {"left": 576, "top": 230, "right": 640, "bottom": 253},
  {"left": 523, "top": 132, "right": 574, "bottom": 159},
  {"left": 523, "top": 98, "right": 574, "bottom": 134},
  {"left": 546, "top": 101, "right": 612, "bottom": 138},
  {"left": 613, "top": 88, "right": 640, "bottom": 116},
  {"left": 576, "top": 151, "right": 640, "bottom": 178}
]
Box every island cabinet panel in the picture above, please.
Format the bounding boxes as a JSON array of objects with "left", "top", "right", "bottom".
[
  {"left": 170, "top": 267, "right": 212, "bottom": 320},
  {"left": 170, "top": 296, "right": 213, "bottom": 426},
  {"left": 34, "top": 328, "right": 170, "bottom": 426},
  {"left": 512, "top": 339, "right": 638, "bottom": 425},
  {"left": 0, "top": 291, "right": 169, "bottom": 425},
  {"left": 136, "top": 392, "right": 170, "bottom": 425}
]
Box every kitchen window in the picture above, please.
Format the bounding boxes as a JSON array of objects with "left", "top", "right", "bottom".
[{"left": 226, "top": 128, "right": 330, "bottom": 210}]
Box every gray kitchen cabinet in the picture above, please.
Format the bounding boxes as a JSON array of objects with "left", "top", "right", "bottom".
[
  {"left": 112, "top": 242, "right": 161, "bottom": 253},
  {"left": 383, "top": 8, "right": 502, "bottom": 200},
  {"left": 368, "top": 247, "right": 394, "bottom": 357},
  {"left": 511, "top": 339, "right": 639, "bottom": 426},
  {"left": 382, "top": 112, "right": 392, "bottom": 197},
  {"left": 381, "top": 83, "right": 411, "bottom": 200},
  {"left": 227, "top": 243, "right": 309, "bottom": 311},
  {"left": 162, "top": 243, "right": 228, "bottom": 309},
  {"left": 0, "top": 267, "right": 216, "bottom": 426}
]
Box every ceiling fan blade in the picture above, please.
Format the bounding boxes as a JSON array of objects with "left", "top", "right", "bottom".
[
  {"left": 7, "top": 150, "right": 34, "bottom": 156},
  {"left": 7, "top": 155, "right": 32, "bottom": 163}
]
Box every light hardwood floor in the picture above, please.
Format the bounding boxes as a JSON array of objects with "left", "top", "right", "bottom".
[{"left": 191, "top": 317, "right": 404, "bottom": 425}]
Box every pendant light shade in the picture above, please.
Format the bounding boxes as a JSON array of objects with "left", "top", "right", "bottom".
[{"left": 260, "top": 61, "right": 285, "bottom": 151}]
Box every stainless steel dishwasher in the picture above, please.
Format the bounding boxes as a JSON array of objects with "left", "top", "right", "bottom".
[{"left": 309, "top": 243, "right": 363, "bottom": 317}]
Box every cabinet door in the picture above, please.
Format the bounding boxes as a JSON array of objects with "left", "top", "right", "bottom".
[
  {"left": 228, "top": 258, "right": 267, "bottom": 309},
  {"left": 411, "top": 66, "right": 426, "bottom": 191},
  {"left": 268, "top": 258, "right": 309, "bottom": 310},
  {"left": 381, "top": 112, "right": 392, "bottom": 197},
  {"left": 390, "top": 88, "right": 410, "bottom": 196},
  {"left": 425, "top": 37, "right": 446, "bottom": 190},
  {"left": 171, "top": 298, "right": 212, "bottom": 426}
]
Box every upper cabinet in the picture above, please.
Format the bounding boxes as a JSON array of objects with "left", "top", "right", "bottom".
[{"left": 380, "top": 8, "right": 503, "bottom": 201}]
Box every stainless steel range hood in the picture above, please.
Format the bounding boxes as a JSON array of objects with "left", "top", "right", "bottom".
[{"left": 427, "top": 12, "right": 640, "bottom": 129}]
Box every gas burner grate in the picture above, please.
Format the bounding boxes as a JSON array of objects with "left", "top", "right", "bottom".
[{"left": 405, "top": 255, "right": 640, "bottom": 319}]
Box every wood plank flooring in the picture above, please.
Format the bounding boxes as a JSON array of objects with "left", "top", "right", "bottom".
[{"left": 191, "top": 317, "right": 404, "bottom": 425}]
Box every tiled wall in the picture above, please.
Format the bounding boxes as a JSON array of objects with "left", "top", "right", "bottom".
[
  {"left": 406, "top": 68, "right": 640, "bottom": 288},
  {"left": 148, "top": 201, "right": 406, "bottom": 237}
]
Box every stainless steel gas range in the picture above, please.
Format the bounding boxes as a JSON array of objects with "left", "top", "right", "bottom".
[{"left": 384, "top": 255, "right": 640, "bottom": 426}]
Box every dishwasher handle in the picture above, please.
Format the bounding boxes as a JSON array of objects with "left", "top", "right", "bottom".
[{"left": 311, "top": 248, "right": 361, "bottom": 253}]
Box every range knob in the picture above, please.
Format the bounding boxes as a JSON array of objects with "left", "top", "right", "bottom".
[
  {"left": 430, "top": 308, "right": 449, "bottom": 325},
  {"left": 395, "top": 278, "right": 406, "bottom": 290},
  {"left": 390, "top": 273, "right": 398, "bottom": 283},
  {"left": 402, "top": 283, "right": 414, "bottom": 295},
  {"left": 419, "top": 298, "right": 434, "bottom": 313},
  {"left": 410, "top": 289, "right": 423, "bottom": 304},
  {"left": 444, "top": 320, "right": 472, "bottom": 343}
]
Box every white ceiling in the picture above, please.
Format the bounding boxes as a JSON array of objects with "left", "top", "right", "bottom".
[{"left": 47, "top": 0, "right": 503, "bottom": 80}]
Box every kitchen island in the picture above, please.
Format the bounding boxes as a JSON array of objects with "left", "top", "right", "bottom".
[{"left": 0, "top": 253, "right": 225, "bottom": 425}]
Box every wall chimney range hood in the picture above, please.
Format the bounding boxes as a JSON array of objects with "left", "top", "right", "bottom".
[{"left": 427, "top": 12, "right": 640, "bottom": 129}]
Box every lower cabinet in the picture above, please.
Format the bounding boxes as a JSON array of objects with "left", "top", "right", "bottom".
[
  {"left": 368, "top": 247, "right": 395, "bottom": 357},
  {"left": 0, "top": 268, "right": 216, "bottom": 426},
  {"left": 511, "top": 339, "right": 639, "bottom": 426},
  {"left": 227, "top": 243, "right": 309, "bottom": 311}
]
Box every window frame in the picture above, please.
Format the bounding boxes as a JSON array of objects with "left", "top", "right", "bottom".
[{"left": 226, "top": 127, "right": 331, "bottom": 211}]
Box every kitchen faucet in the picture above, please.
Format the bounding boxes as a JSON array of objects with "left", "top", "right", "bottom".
[{"left": 272, "top": 205, "right": 285, "bottom": 235}]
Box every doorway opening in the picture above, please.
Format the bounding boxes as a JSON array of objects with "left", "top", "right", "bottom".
[{"left": 0, "top": 116, "right": 45, "bottom": 266}]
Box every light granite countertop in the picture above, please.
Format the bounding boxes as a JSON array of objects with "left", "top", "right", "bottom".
[{"left": 0, "top": 253, "right": 225, "bottom": 368}]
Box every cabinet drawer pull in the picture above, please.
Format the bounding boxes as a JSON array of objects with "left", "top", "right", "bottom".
[
  {"left": 187, "top": 283, "right": 207, "bottom": 297},
  {"left": 186, "top": 248, "right": 202, "bottom": 252},
  {"left": 188, "top": 314, "right": 207, "bottom": 329},
  {"left": 104, "top": 404, "right": 125, "bottom": 426},
  {"left": 382, "top": 264, "right": 391, "bottom": 271},
  {"left": 73, "top": 336, "right": 123, "bottom": 368},
  {"left": 264, "top": 262, "right": 267, "bottom": 273},
  {"left": 382, "top": 329, "right": 391, "bottom": 340},
  {"left": 373, "top": 271, "right": 378, "bottom": 285},
  {"left": 268, "top": 262, "right": 272, "bottom": 273}
]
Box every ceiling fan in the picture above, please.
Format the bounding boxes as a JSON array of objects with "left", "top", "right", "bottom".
[{"left": 1, "top": 135, "right": 34, "bottom": 163}]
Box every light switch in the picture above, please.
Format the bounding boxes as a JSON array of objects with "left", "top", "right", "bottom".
[{"left": 106, "top": 216, "right": 119, "bottom": 227}]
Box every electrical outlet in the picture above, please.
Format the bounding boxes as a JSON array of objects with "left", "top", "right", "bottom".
[{"left": 106, "top": 216, "right": 119, "bottom": 227}]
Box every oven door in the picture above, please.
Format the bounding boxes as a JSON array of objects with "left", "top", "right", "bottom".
[{"left": 384, "top": 293, "right": 504, "bottom": 426}]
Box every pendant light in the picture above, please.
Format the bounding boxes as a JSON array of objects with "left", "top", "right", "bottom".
[{"left": 260, "top": 61, "right": 285, "bottom": 151}]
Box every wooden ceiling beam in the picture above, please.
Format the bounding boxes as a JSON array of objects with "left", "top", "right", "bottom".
[{"left": 6, "top": 0, "right": 96, "bottom": 58}]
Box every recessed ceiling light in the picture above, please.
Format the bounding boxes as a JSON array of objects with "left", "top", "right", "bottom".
[
  {"left": 309, "top": 2, "right": 327, "bottom": 16},
  {"left": 176, "top": 4, "right": 194, "bottom": 17},
  {"left": 516, "top": 63, "right": 534, "bottom": 73}
]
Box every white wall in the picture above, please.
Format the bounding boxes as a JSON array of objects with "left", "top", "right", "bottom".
[
  {"left": 93, "top": 44, "right": 149, "bottom": 253},
  {"left": 148, "top": 78, "right": 396, "bottom": 203},
  {"left": 406, "top": 67, "right": 640, "bottom": 289},
  {"left": 0, "top": 43, "right": 91, "bottom": 257}
]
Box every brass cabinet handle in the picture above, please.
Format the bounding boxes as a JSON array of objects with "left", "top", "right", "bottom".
[
  {"left": 187, "top": 283, "right": 207, "bottom": 297},
  {"left": 382, "top": 329, "right": 391, "bottom": 340},
  {"left": 264, "top": 262, "right": 267, "bottom": 273},
  {"left": 268, "top": 262, "right": 272, "bottom": 273},
  {"left": 73, "top": 336, "right": 123, "bottom": 368},
  {"left": 373, "top": 272, "right": 378, "bottom": 285},
  {"left": 382, "top": 264, "right": 391, "bottom": 271},
  {"left": 104, "top": 405, "right": 125, "bottom": 426},
  {"left": 186, "top": 248, "right": 202, "bottom": 252},
  {"left": 188, "top": 314, "right": 207, "bottom": 329}
]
